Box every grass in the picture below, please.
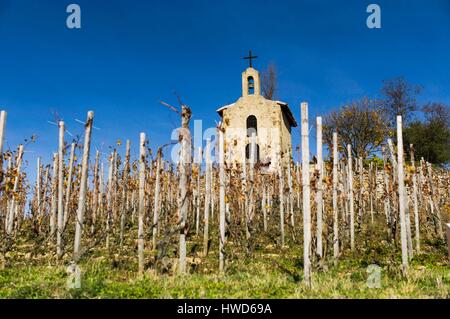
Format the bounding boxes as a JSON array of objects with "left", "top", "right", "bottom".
[{"left": 0, "top": 232, "right": 449, "bottom": 299}]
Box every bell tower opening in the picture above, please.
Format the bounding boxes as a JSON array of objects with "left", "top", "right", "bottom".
[
  {"left": 248, "top": 76, "right": 255, "bottom": 95},
  {"left": 242, "top": 68, "right": 261, "bottom": 96}
]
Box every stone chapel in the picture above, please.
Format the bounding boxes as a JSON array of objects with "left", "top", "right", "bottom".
[{"left": 217, "top": 52, "right": 297, "bottom": 172}]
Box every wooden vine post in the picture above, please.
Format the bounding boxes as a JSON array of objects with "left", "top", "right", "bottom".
[
  {"left": 396, "top": 116, "right": 409, "bottom": 274},
  {"left": 152, "top": 147, "right": 162, "bottom": 250},
  {"left": 278, "top": 155, "right": 285, "bottom": 246},
  {"left": 246, "top": 132, "right": 256, "bottom": 241},
  {"left": 36, "top": 157, "right": 41, "bottom": 218},
  {"left": 73, "top": 111, "right": 94, "bottom": 261},
  {"left": 137, "top": 132, "right": 146, "bottom": 275},
  {"left": 6, "top": 145, "right": 24, "bottom": 236},
  {"left": 358, "top": 157, "right": 364, "bottom": 225},
  {"left": 63, "top": 143, "right": 76, "bottom": 229},
  {"left": 426, "top": 162, "right": 444, "bottom": 240},
  {"left": 347, "top": 144, "right": 355, "bottom": 251},
  {"left": 410, "top": 144, "right": 420, "bottom": 253},
  {"left": 203, "top": 138, "right": 211, "bottom": 256},
  {"left": 120, "top": 140, "right": 131, "bottom": 247},
  {"left": 316, "top": 116, "right": 323, "bottom": 258},
  {"left": 178, "top": 104, "right": 192, "bottom": 275},
  {"left": 50, "top": 153, "right": 58, "bottom": 237},
  {"left": 332, "top": 132, "right": 339, "bottom": 260},
  {"left": 105, "top": 151, "right": 114, "bottom": 249},
  {"left": 57, "top": 121, "right": 65, "bottom": 257},
  {"left": 219, "top": 128, "right": 226, "bottom": 273},
  {"left": 301, "top": 102, "right": 311, "bottom": 287},
  {"left": 195, "top": 147, "right": 202, "bottom": 236},
  {"left": 91, "top": 150, "right": 100, "bottom": 235},
  {"left": 287, "top": 157, "right": 294, "bottom": 228}
]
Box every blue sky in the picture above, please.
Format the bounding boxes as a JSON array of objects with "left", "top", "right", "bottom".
[{"left": 0, "top": 0, "right": 449, "bottom": 174}]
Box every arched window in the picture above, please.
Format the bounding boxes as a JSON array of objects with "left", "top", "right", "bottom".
[
  {"left": 246, "top": 115, "right": 257, "bottom": 137},
  {"left": 245, "top": 144, "right": 260, "bottom": 163},
  {"left": 247, "top": 76, "right": 255, "bottom": 95}
]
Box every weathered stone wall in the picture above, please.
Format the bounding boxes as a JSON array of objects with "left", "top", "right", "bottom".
[{"left": 222, "top": 94, "right": 291, "bottom": 172}]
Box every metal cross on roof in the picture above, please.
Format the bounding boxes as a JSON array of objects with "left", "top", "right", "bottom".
[{"left": 243, "top": 50, "right": 258, "bottom": 68}]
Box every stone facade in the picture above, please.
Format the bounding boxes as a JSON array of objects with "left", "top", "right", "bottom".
[{"left": 217, "top": 66, "right": 297, "bottom": 172}]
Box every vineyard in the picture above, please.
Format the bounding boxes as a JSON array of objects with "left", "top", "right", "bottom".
[{"left": 0, "top": 103, "right": 449, "bottom": 299}]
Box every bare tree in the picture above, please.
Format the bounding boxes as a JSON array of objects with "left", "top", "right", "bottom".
[
  {"left": 422, "top": 102, "right": 450, "bottom": 126},
  {"left": 380, "top": 76, "right": 421, "bottom": 127},
  {"left": 261, "top": 64, "right": 277, "bottom": 100}
]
